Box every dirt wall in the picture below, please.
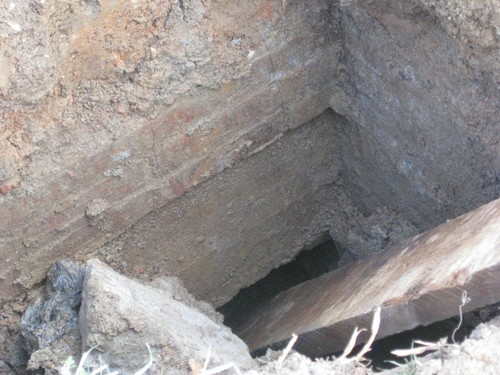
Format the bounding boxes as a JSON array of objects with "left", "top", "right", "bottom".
[
  {"left": 0, "top": 0, "right": 340, "bottom": 300},
  {"left": 333, "top": 0, "right": 499, "bottom": 229},
  {"left": 0, "top": 0, "right": 498, "bottom": 372}
]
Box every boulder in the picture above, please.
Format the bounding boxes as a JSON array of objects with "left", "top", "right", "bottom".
[{"left": 79, "top": 259, "right": 254, "bottom": 374}]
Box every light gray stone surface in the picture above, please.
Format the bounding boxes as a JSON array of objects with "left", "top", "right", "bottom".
[{"left": 79, "top": 259, "right": 254, "bottom": 374}]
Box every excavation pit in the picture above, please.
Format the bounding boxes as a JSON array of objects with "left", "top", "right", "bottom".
[{"left": 0, "top": 0, "right": 498, "bottom": 373}]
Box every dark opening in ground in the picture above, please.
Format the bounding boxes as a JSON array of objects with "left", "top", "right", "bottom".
[
  {"left": 219, "top": 233, "right": 340, "bottom": 329},
  {"left": 336, "top": 302, "right": 500, "bottom": 371}
]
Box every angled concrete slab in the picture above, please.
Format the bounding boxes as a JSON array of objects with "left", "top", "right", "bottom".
[{"left": 234, "top": 198, "right": 500, "bottom": 357}]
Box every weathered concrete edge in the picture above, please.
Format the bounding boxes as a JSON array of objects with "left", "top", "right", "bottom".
[
  {"left": 253, "top": 263, "right": 500, "bottom": 357},
  {"left": 239, "top": 198, "right": 500, "bottom": 354}
]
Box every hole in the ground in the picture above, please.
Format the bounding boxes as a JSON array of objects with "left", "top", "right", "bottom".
[
  {"left": 329, "top": 302, "right": 500, "bottom": 371},
  {"left": 219, "top": 233, "right": 341, "bottom": 328}
]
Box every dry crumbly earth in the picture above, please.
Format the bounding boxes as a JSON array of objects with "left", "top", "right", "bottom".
[
  {"left": 0, "top": 0, "right": 499, "bottom": 373},
  {"left": 1, "top": 0, "right": 498, "bottom": 302}
]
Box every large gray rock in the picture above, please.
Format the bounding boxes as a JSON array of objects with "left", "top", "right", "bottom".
[{"left": 79, "top": 259, "right": 254, "bottom": 374}]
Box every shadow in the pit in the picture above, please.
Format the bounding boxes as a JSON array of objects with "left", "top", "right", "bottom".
[{"left": 218, "top": 233, "right": 342, "bottom": 329}]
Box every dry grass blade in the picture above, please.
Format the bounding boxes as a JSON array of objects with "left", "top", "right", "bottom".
[
  {"left": 452, "top": 290, "right": 471, "bottom": 344},
  {"left": 200, "top": 363, "right": 241, "bottom": 375},
  {"left": 88, "top": 366, "right": 109, "bottom": 375},
  {"left": 414, "top": 339, "right": 445, "bottom": 347},
  {"left": 134, "top": 344, "right": 153, "bottom": 375},
  {"left": 339, "top": 327, "right": 366, "bottom": 359},
  {"left": 277, "top": 333, "right": 298, "bottom": 367},
  {"left": 75, "top": 345, "right": 98, "bottom": 375},
  {"left": 356, "top": 306, "right": 381, "bottom": 360},
  {"left": 392, "top": 337, "right": 448, "bottom": 357},
  {"left": 203, "top": 346, "right": 212, "bottom": 371},
  {"left": 392, "top": 291, "right": 471, "bottom": 359},
  {"left": 60, "top": 344, "right": 152, "bottom": 375},
  {"left": 197, "top": 346, "right": 241, "bottom": 375},
  {"left": 391, "top": 346, "right": 434, "bottom": 357}
]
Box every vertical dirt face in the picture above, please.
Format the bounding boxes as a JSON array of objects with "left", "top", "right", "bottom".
[
  {"left": 333, "top": 0, "right": 499, "bottom": 229},
  {"left": 0, "top": 0, "right": 340, "bottom": 298},
  {"left": 0, "top": 0, "right": 498, "bottom": 371}
]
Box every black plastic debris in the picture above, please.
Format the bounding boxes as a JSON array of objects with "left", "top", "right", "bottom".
[{"left": 20, "top": 260, "right": 85, "bottom": 354}]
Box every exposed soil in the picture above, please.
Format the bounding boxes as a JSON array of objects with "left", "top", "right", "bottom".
[{"left": 0, "top": 0, "right": 498, "bottom": 373}]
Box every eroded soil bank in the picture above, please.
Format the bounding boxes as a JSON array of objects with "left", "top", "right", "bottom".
[{"left": 0, "top": 0, "right": 498, "bottom": 373}]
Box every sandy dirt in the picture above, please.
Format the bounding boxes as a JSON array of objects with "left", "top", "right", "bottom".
[{"left": 1, "top": 0, "right": 498, "bottom": 372}]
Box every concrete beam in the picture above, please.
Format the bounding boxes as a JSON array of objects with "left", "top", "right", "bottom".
[{"left": 234, "top": 198, "right": 500, "bottom": 357}]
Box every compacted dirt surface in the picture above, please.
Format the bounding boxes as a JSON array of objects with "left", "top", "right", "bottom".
[{"left": 0, "top": 0, "right": 498, "bottom": 373}]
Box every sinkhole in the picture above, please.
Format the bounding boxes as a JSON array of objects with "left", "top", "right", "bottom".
[{"left": 219, "top": 233, "right": 341, "bottom": 329}]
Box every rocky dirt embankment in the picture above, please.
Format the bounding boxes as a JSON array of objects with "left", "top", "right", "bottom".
[
  {"left": 0, "top": 0, "right": 498, "bottom": 372},
  {"left": 21, "top": 259, "right": 254, "bottom": 374}
]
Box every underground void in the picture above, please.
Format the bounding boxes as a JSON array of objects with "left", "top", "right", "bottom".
[{"left": 219, "top": 234, "right": 341, "bottom": 330}]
